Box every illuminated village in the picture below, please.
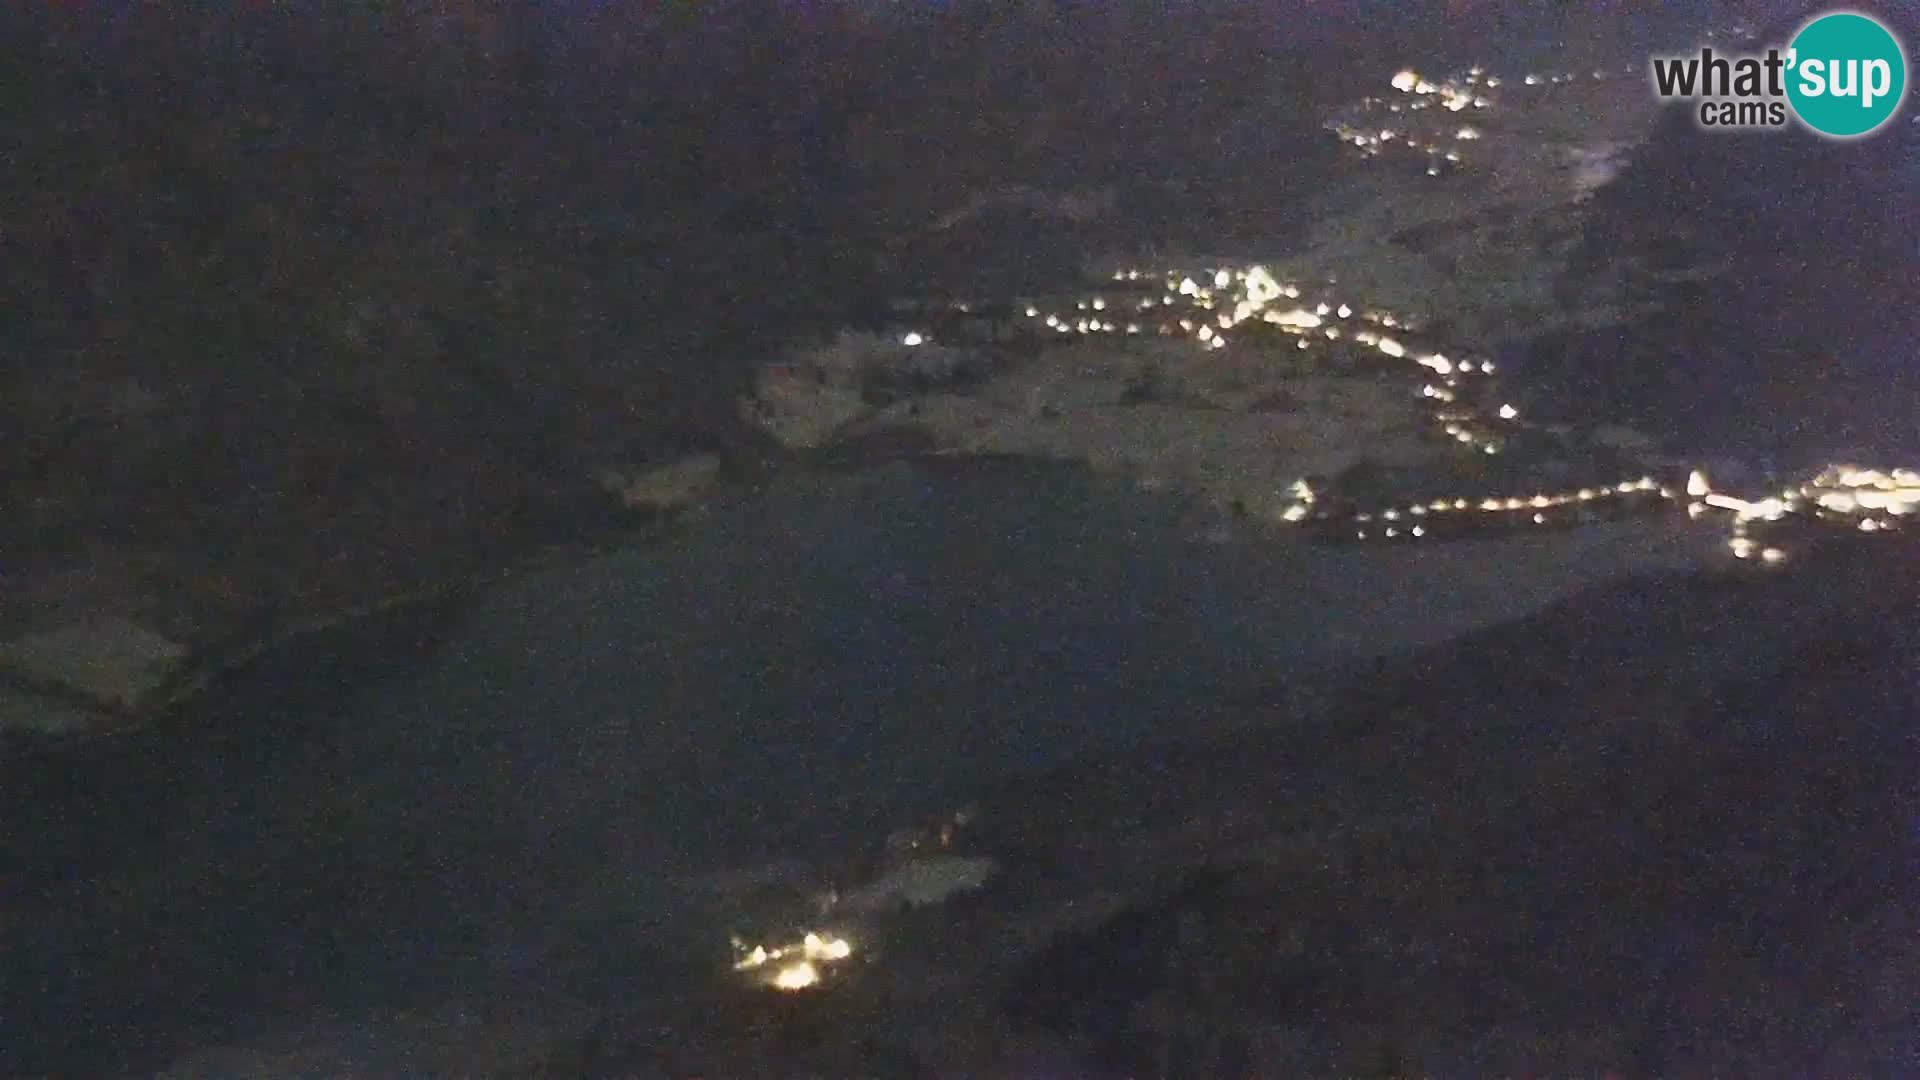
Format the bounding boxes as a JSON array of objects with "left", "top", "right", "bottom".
[
  {"left": 741, "top": 268, "right": 1916, "bottom": 999},
  {"left": 730, "top": 52, "right": 1916, "bottom": 997}
]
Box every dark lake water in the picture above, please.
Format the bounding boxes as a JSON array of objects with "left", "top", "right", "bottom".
[{"left": 2, "top": 460, "right": 1710, "bottom": 1074}]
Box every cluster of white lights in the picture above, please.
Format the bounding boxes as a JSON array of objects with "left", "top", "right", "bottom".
[
  {"left": 1335, "top": 66, "right": 1502, "bottom": 174},
  {"left": 903, "top": 263, "right": 1597, "bottom": 544},
  {"left": 732, "top": 930, "right": 855, "bottom": 992},
  {"left": 1691, "top": 465, "right": 1918, "bottom": 528},
  {"left": 1333, "top": 61, "right": 1642, "bottom": 175},
  {"left": 1385, "top": 68, "right": 1489, "bottom": 113},
  {"left": 1804, "top": 466, "right": 1920, "bottom": 521},
  {"left": 1689, "top": 464, "right": 1916, "bottom": 565},
  {"left": 1522, "top": 68, "right": 1635, "bottom": 87},
  {"left": 1015, "top": 263, "right": 1525, "bottom": 469},
  {"left": 1727, "top": 529, "right": 1789, "bottom": 565},
  {"left": 1311, "top": 477, "right": 1667, "bottom": 540},
  {"left": 1022, "top": 264, "right": 1414, "bottom": 359}
]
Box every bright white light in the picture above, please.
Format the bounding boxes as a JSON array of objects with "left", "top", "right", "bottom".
[
  {"left": 1025, "top": 307, "right": 1039, "bottom": 318},
  {"left": 1761, "top": 547, "right": 1786, "bottom": 564},
  {"left": 1498, "top": 403, "right": 1518, "bottom": 420},
  {"left": 1376, "top": 337, "right": 1406, "bottom": 358},
  {"left": 1336, "top": 304, "right": 1352, "bottom": 318},
  {"left": 902, "top": 332, "right": 924, "bottom": 347},
  {"left": 803, "top": 933, "right": 853, "bottom": 962},
  {"left": 1391, "top": 70, "right": 1419, "bottom": 92},
  {"left": 1214, "top": 269, "right": 1231, "bottom": 289},
  {"left": 1264, "top": 307, "right": 1323, "bottom": 330},
  {"left": 1456, "top": 126, "right": 1482, "bottom": 141},
  {"left": 1092, "top": 298, "right": 1106, "bottom": 311},
  {"left": 1532, "top": 513, "right": 1546, "bottom": 524},
  {"left": 1687, "top": 470, "right": 1710, "bottom": 497},
  {"left": 772, "top": 961, "right": 821, "bottom": 991},
  {"left": 1244, "top": 265, "right": 1282, "bottom": 305}
]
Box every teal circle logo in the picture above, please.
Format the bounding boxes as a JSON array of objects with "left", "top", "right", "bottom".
[{"left": 1785, "top": 12, "right": 1908, "bottom": 138}]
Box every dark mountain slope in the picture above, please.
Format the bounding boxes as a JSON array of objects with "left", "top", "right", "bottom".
[
  {"left": 1001, "top": 541, "right": 1920, "bottom": 1074},
  {"left": 1521, "top": 1, "right": 1919, "bottom": 466}
]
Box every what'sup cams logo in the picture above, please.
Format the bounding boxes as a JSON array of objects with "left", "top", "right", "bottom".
[{"left": 1651, "top": 10, "right": 1908, "bottom": 137}]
